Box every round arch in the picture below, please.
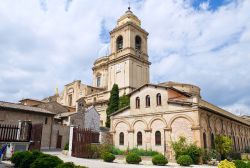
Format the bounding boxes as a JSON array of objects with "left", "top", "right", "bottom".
[
  {"left": 168, "top": 114, "right": 195, "bottom": 128},
  {"left": 149, "top": 117, "right": 167, "bottom": 129},
  {"left": 113, "top": 120, "right": 131, "bottom": 131},
  {"left": 132, "top": 119, "right": 148, "bottom": 129}
]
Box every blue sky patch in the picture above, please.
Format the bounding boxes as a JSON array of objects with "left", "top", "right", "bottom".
[{"left": 191, "top": 0, "right": 233, "bottom": 11}]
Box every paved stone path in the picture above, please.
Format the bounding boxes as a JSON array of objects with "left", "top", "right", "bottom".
[
  {"left": 0, "top": 161, "right": 13, "bottom": 168},
  {"left": 45, "top": 151, "right": 217, "bottom": 168}
]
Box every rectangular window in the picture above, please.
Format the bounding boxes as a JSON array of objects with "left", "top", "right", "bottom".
[{"left": 45, "top": 117, "right": 48, "bottom": 124}]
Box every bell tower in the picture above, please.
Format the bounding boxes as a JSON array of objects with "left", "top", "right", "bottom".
[{"left": 107, "top": 7, "right": 151, "bottom": 93}]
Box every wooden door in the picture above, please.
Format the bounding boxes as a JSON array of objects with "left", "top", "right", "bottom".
[
  {"left": 56, "top": 135, "right": 62, "bottom": 149},
  {"left": 29, "top": 124, "right": 43, "bottom": 151}
]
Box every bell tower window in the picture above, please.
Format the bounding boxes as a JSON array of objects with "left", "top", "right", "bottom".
[
  {"left": 116, "top": 35, "right": 123, "bottom": 51},
  {"left": 135, "top": 35, "right": 142, "bottom": 50},
  {"left": 96, "top": 76, "right": 101, "bottom": 87}
]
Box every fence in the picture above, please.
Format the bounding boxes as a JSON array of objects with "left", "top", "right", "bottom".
[
  {"left": 72, "top": 128, "right": 99, "bottom": 158},
  {"left": 0, "top": 123, "right": 31, "bottom": 142}
]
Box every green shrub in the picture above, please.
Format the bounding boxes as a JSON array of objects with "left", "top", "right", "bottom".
[
  {"left": 234, "top": 160, "right": 247, "bottom": 168},
  {"left": 202, "top": 149, "right": 218, "bottom": 163},
  {"left": 230, "top": 152, "right": 242, "bottom": 160},
  {"left": 111, "top": 146, "right": 124, "bottom": 155},
  {"left": 218, "top": 159, "right": 236, "bottom": 168},
  {"left": 56, "top": 162, "right": 87, "bottom": 168},
  {"left": 152, "top": 154, "right": 168, "bottom": 166},
  {"left": 246, "top": 162, "right": 250, "bottom": 168},
  {"left": 90, "top": 144, "right": 114, "bottom": 158},
  {"left": 89, "top": 144, "right": 124, "bottom": 158},
  {"left": 186, "top": 144, "right": 202, "bottom": 164},
  {"left": 128, "top": 148, "right": 159, "bottom": 156},
  {"left": 215, "top": 135, "right": 232, "bottom": 160},
  {"left": 64, "top": 142, "right": 69, "bottom": 150},
  {"left": 56, "top": 162, "right": 75, "bottom": 168},
  {"left": 19, "top": 151, "right": 44, "bottom": 168},
  {"left": 177, "top": 155, "right": 193, "bottom": 166},
  {"left": 126, "top": 152, "right": 142, "bottom": 164},
  {"left": 30, "top": 155, "right": 63, "bottom": 168},
  {"left": 11, "top": 151, "right": 31, "bottom": 168},
  {"left": 102, "top": 152, "right": 115, "bottom": 162},
  {"left": 74, "top": 166, "right": 87, "bottom": 168},
  {"left": 171, "top": 136, "right": 202, "bottom": 164}
]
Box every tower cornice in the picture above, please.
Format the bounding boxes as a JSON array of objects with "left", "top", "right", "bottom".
[
  {"left": 107, "top": 52, "right": 151, "bottom": 66},
  {"left": 110, "top": 22, "right": 148, "bottom": 36}
]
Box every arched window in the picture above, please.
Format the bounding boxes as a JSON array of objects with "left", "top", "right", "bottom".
[
  {"left": 146, "top": 95, "right": 150, "bottom": 107},
  {"left": 203, "top": 132, "right": 207, "bottom": 148},
  {"left": 137, "top": 132, "right": 142, "bottom": 146},
  {"left": 155, "top": 131, "right": 161, "bottom": 145},
  {"left": 156, "top": 93, "right": 161, "bottom": 106},
  {"left": 119, "top": 132, "right": 124, "bottom": 145},
  {"left": 135, "top": 97, "right": 140, "bottom": 108},
  {"left": 135, "top": 35, "right": 142, "bottom": 50},
  {"left": 96, "top": 76, "right": 101, "bottom": 87},
  {"left": 211, "top": 133, "right": 215, "bottom": 149},
  {"left": 116, "top": 35, "right": 123, "bottom": 50}
]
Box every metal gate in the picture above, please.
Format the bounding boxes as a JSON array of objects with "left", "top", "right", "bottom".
[
  {"left": 72, "top": 128, "right": 99, "bottom": 158},
  {"left": 29, "top": 124, "right": 43, "bottom": 151}
]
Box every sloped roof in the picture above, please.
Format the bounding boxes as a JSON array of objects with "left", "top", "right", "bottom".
[
  {"left": 109, "top": 106, "right": 130, "bottom": 116},
  {"left": 54, "top": 111, "right": 77, "bottom": 119},
  {"left": 199, "top": 100, "right": 250, "bottom": 126},
  {"left": 0, "top": 101, "right": 55, "bottom": 115},
  {"left": 127, "top": 83, "right": 191, "bottom": 97}
]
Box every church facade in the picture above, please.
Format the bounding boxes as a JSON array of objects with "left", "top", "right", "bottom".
[
  {"left": 55, "top": 8, "right": 150, "bottom": 126},
  {"left": 50, "top": 8, "right": 250, "bottom": 157}
]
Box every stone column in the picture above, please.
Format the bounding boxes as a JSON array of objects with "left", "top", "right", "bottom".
[
  {"left": 128, "top": 130, "right": 134, "bottom": 149},
  {"left": 144, "top": 129, "right": 152, "bottom": 151},
  {"left": 16, "top": 120, "right": 22, "bottom": 141},
  {"left": 68, "top": 125, "right": 78, "bottom": 157},
  {"left": 192, "top": 125, "right": 202, "bottom": 147},
  {"left": 164, "top": 127, "right": 172, "bottom": 160}
]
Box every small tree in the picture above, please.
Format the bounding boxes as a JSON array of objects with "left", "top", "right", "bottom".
[
  {"left": 171, "top": 136, "right": 202, "bottom": 164},
  {"left": 215, "top": 135, "right": 232, "bottom": 160},
  {"left": 171, "top": 136, "right": 187, "bottom": 160},
  {"left": 105, "top": 84, "right": 119, "bottom": 127},
  {"left": 119, "top": 94, "right": 130, "bottom": 109}
]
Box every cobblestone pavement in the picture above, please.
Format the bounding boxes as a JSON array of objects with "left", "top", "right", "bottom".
[
  {"left": 0, "top": 161, "right": 13, "bottom": 168},
  {"left": 44, "top": 151, "right": 217, "bottom": 168}
]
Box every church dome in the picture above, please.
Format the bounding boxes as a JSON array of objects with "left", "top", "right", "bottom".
[{"left": 117, "top": 7, "right": 141, "bottom": 27}]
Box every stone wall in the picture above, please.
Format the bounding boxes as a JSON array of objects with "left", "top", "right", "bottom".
[
  {"left": 0, "top": 109, "right": 54, "bottom": 149},
  {"left": 200, "top": 109, "right": 250, "bottom": 152},
  {"left": 50, "top": 124, "right": 70, "bottom": 149}
]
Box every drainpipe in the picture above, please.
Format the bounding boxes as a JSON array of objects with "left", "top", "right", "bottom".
[{"left": 164, "top": 130, "right": 166, "bottom": 157}]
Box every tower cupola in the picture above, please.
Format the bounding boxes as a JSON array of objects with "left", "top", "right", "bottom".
[{"left": 117, "top": 7, "right": 141, "bottom": 27}]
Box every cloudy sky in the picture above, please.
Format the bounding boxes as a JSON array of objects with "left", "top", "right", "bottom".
[{"left": 0, "top": 0, "right": 249, "bottom": 115}]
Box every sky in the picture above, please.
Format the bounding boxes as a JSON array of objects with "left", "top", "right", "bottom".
[{"left": 0, "top": 0, "right": 249, "bottom": 115}]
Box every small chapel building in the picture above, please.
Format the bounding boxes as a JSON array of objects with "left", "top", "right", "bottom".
[{"left": 110, "top": 82, "right": 250, "bottom": 159}]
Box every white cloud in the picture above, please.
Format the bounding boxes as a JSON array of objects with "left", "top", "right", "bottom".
[
  {"left": 0, "top": 0, "right": 249, "bottom": 115},
  {"left": 199, "top": 1, "right": 210, "bottom": 10}
]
